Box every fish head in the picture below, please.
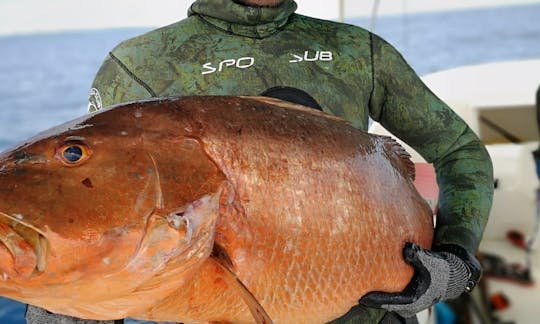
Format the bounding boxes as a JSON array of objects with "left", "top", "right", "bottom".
[{"left": 0, "top": 100, "right": 226, "bottom": 309}]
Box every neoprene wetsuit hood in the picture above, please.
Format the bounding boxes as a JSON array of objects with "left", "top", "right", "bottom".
[{"left": 188, "top": 0, "right": 297, "bottom": 38}]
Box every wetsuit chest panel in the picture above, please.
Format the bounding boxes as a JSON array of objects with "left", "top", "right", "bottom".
[{"left": 126, "top": 16, "right": 373, "bottom": 130}]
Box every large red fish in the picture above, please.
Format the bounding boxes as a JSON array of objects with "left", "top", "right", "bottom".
[{"left": 0, "top": 96, "right": 433, "bottom": 323}]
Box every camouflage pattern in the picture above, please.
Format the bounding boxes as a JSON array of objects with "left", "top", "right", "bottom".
[{"left": 88, "top": 0, "right": 494, "bottom": 322}]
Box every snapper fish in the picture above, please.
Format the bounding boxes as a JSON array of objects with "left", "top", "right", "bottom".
[{"left": 0, "top": 96, "right": 433, "bottom": 323}]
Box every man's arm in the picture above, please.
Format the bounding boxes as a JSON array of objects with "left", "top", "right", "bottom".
[
  {"left": 88, "top": 51, "right": 155, "bottom": 112},
  {"left": 368, "top": 34, "right": 493, "bottom": 254},
  {"left": 361, "top": 34, "right": 493, "bottom": 318}
]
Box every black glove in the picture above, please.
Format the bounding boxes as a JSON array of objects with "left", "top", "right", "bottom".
[
  {"left": 25, "top": 305, "right": 123, "bottom": 324},
  {"left": 359, "top": 242, "right": 481, "bottom": 319}
]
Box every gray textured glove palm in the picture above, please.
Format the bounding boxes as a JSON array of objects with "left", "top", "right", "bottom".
[
  {"left": 359, "top": 242, "right": 481, "bottom": 319},
  {"left": 25, "top": 305, "right": 122, "bottom": 324}
]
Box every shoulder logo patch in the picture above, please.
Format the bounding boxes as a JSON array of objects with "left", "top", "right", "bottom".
[{"left": 88, "top": 88, "right": 103, "bottom": 112}]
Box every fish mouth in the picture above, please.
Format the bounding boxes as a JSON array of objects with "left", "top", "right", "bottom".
[{"left": 0, "top": 211, "right": 48, "bottom": 279}]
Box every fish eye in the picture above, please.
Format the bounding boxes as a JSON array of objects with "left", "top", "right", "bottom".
[
  {"left": 57, "top": 142, "right": 91, "bottom": 166},
  {"left": 64, "top": 146, "right": 83, "bottom": 162}
]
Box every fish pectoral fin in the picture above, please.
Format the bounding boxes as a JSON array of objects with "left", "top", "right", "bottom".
[{"left": 211, "top": 244, "right": 274, "bottom": 324}]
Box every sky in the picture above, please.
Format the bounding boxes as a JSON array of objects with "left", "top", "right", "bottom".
[{"left": 0, "top": 0, "right": 539, "bottom": 36}]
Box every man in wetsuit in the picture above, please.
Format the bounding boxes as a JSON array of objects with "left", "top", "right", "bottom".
[{"left": 27, "top": 0, "right": 493, "bottom": 323}]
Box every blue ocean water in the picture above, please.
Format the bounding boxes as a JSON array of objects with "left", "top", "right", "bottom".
[{"left": 0, "top": 3, "right": 538, "bottom": 323}]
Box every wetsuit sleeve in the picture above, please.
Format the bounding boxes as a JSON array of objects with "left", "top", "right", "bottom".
[
  {"left": 368, "top": 34, "right": 494, "bottom": 254},
  {"left": 88, "top": 52, "right": 155, "bottom": 112}
]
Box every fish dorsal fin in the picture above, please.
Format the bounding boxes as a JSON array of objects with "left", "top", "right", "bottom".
[
  {"left": 211, "top": 244, "right": 274, "bottom": 324},
  {"left": 381, "top": 136, "right": 416, "bottom": 181}
]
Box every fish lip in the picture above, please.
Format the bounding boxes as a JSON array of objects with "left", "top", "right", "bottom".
[{"left": 0, "top": 211, "right": 48, "bottom": 278}]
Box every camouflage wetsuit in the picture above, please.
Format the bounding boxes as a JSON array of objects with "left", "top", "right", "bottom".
[{"left": 88, "top": 0, "right": 494, "bottom": 322}]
